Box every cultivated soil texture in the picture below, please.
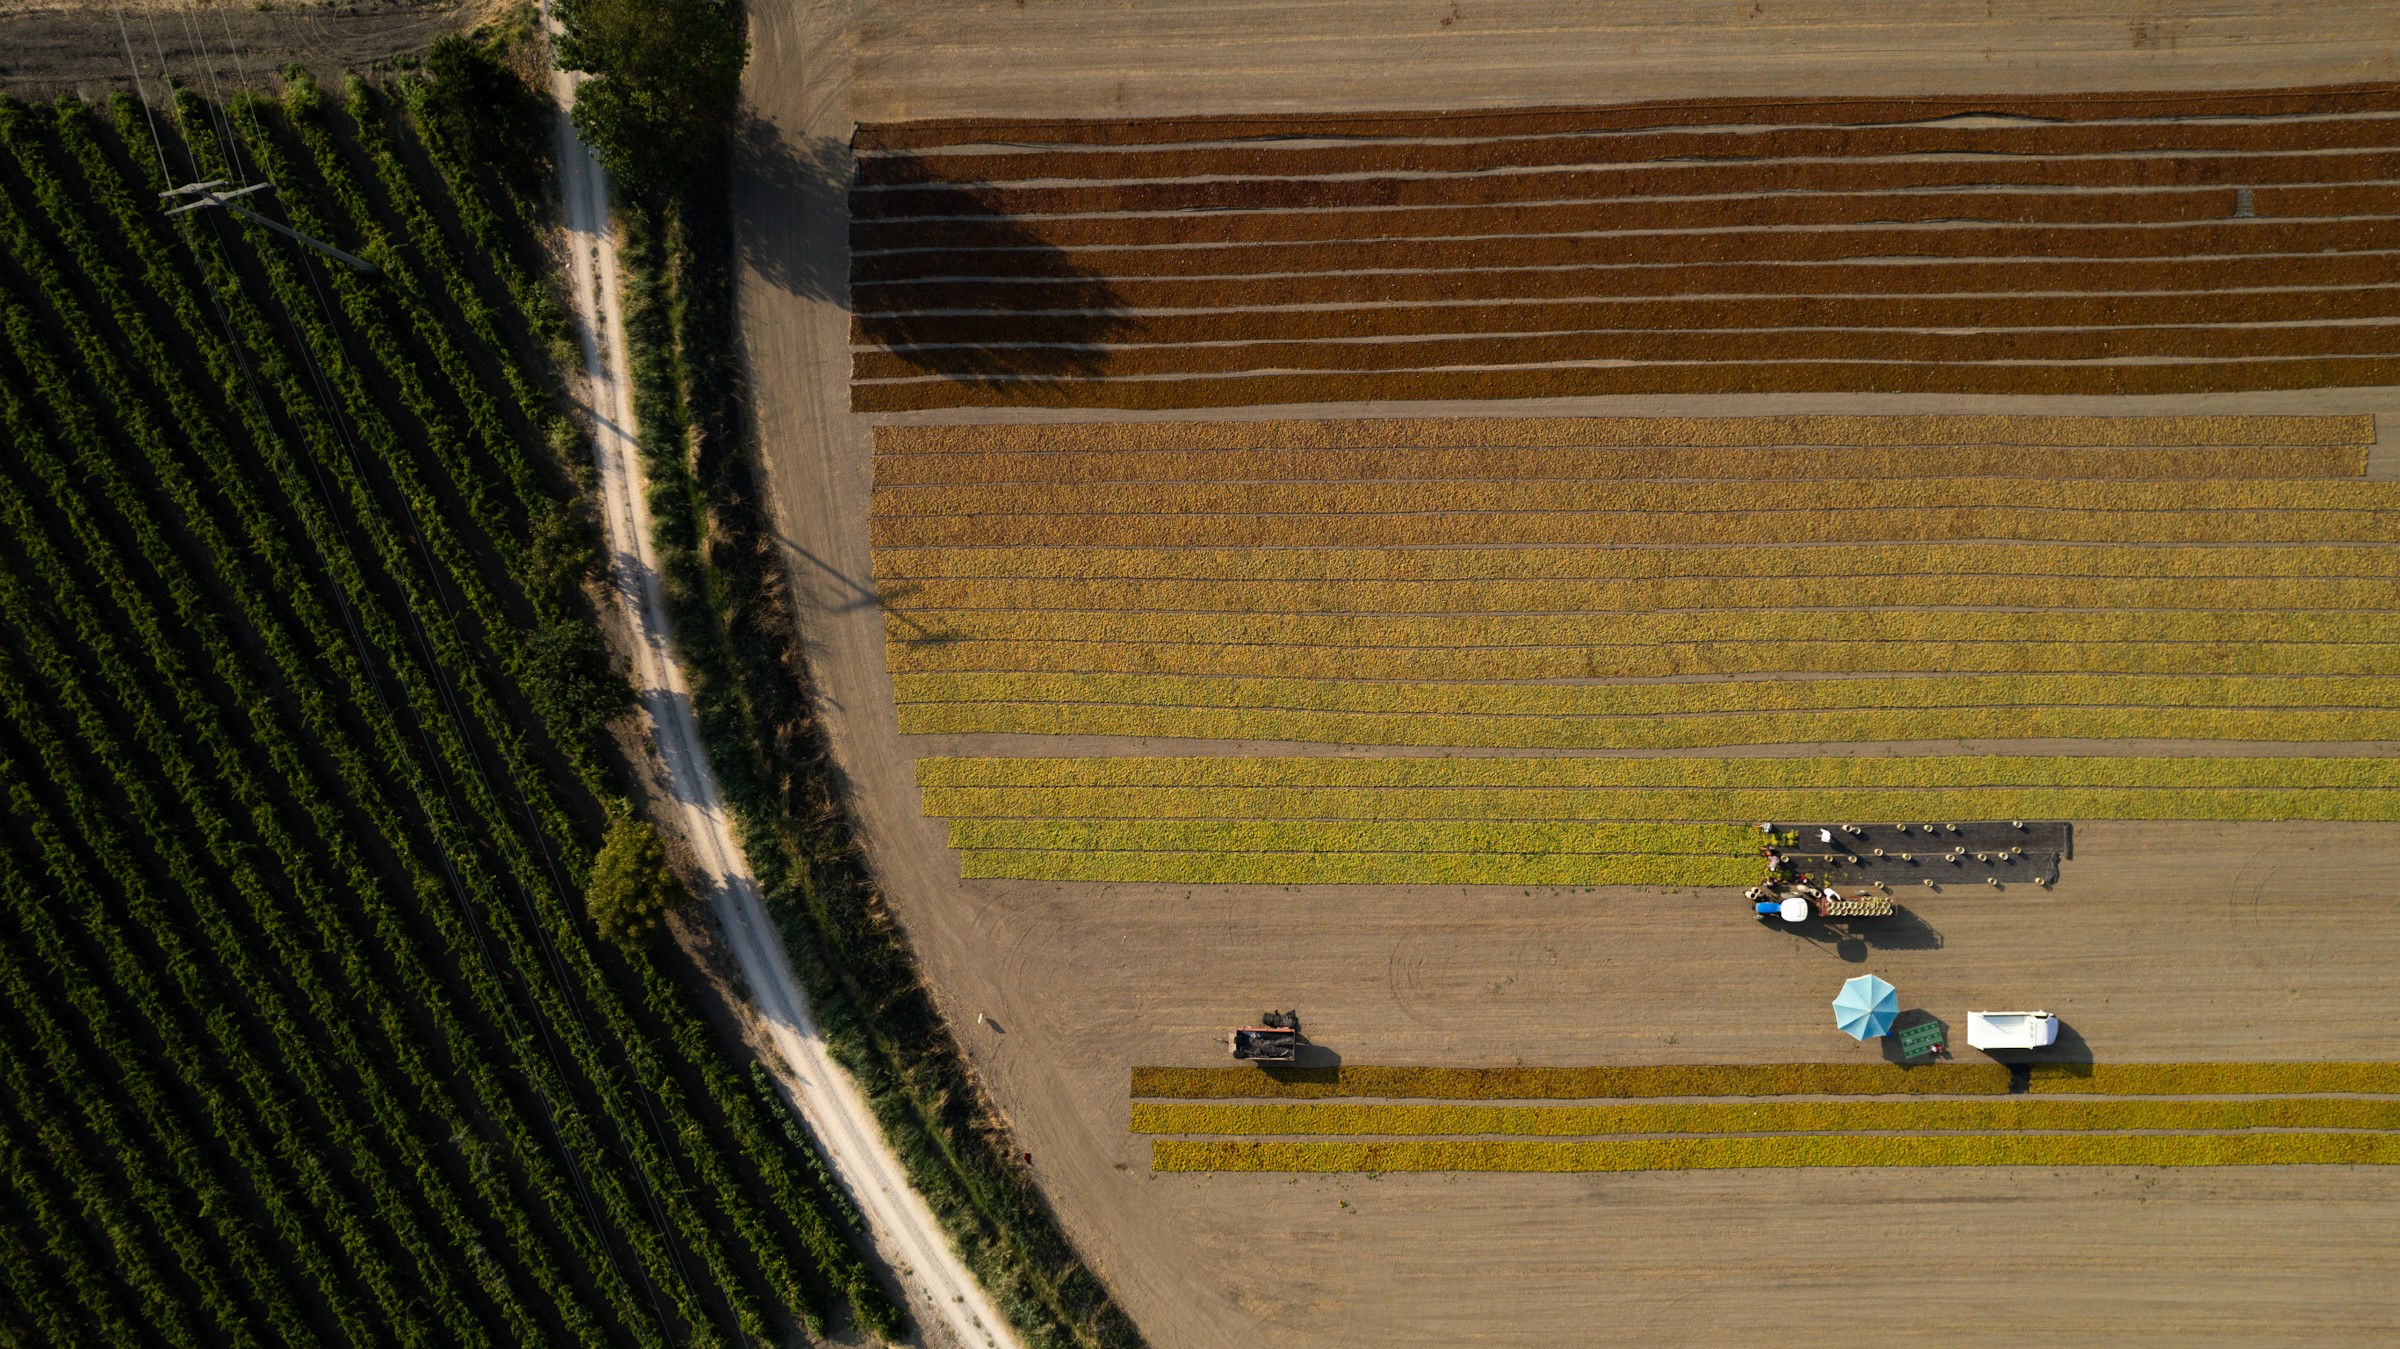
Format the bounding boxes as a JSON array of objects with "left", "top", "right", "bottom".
[
  {"left": 0, "top": 0, "right": 500, "bottom": 100},
  {"left": 739, "top": 4, "right": 2400, "bottom": 1346}
]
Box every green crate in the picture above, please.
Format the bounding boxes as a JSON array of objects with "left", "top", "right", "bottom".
[{"left": 1896, "top": 1019, "right": 1947, "bottom": 1060}]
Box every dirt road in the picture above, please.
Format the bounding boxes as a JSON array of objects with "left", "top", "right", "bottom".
[
  {"left": 549, "top": 52, "right": 1016, "bottom": 1349},
  {"left": 736, "top": 3, "right": 2400, "bottom": 1344}
]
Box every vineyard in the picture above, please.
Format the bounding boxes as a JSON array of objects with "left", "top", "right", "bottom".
[
  {"left": 847, "top": 85, "right": 2400, "bottom": 410},
  {"left": 1129, "top": 1062, "right": 2400, "bottom": 1173},
  {"left": 0, "top": 72, "right": 895, "bottom": 1348},
  {"left": 875, "top": 414, "right": 2400, "bottom": 887}
]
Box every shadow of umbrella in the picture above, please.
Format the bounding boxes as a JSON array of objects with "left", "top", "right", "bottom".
[{"left": 1880, "top": 1009, "right": 1950, "bottom": 1063}]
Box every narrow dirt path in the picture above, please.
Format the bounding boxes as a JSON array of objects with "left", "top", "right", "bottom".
[{"left": 546, "top": 48, "right": 1018, "bottom": 1349}]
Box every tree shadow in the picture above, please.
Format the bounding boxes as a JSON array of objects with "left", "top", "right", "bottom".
[
  {"left": 844, "top": 151, "right": 1133, "bottom": 389},
  {"left": 732, "top": 112, "right": 850, "bottom": 303},
  {"left": 1256, "top": 1042, "right": 1345, "bottom": 1078},
  {"left": 1879, "top": 1009, "right": 1951, "bottom": 1063}
]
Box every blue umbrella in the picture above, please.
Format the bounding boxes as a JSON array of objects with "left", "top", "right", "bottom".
[{"left": 1833, "top": 973, "right": 1899, "bottom": 1041}]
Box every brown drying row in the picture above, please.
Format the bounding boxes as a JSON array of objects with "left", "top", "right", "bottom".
[
  {"left": 851, "top": 183, "right": 2400, "bottom": 252},
  {"left": 854, "top": 288, "right": 2400, "bottom": 349},
  {"left": 851, "top": 149, "right": 2400, "bottom": 220},
  {"left": 870, "top": 443, "right": 2366, "bottom": 486},
  {"left": 853, "top": 82, "right": 2400, "bottom": 152},
  {"left": 858, "top": 116, "right": 2400, "bottom": 188},
  {"left": 871, "top": 415, "right": 2368, "bottom": 454},
  {"left": 869, "top": 507, "right": 2399, "bottom": 550},
  {"left": 855, "top": 321, "right": 2400, "bottom": 382},
  {"left": 852, "top": 354, "right": 2400, "bottom": 410},
  {"left": 853, "top": 217, "right": 2400, "bottom": 285},
  {"left": 851, "top": 253, "right": 2400, "bottom": 315}
]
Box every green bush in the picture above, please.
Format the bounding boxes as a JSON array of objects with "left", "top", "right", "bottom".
[{"left": 584, "top": 815, "right": 687, "bottom": 941}]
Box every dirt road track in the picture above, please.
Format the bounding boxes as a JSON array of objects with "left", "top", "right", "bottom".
[
  {"left": 550, "top": 50, "right": 1015, "bottom": 1349},
  {"left": 738, "top": 4, "right": 2400, "bottom": 1344},
  {"left": 847, "top": 0, "right": 2400, "bottom": 122}
]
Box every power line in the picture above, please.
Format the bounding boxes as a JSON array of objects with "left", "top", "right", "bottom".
[{"left": 159, "top": 178, "right": 379, "bottom": 272}]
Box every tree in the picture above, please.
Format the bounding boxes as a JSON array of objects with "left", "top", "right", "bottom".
[
  {"left": 420, "top": 33, "right": 554, "bottom": 191},
  {"left": 552, "top": 0, "right": 748, "bottom": 196},
  {"left": 585, "top": 814, "right": 688, "bottom": 942}
]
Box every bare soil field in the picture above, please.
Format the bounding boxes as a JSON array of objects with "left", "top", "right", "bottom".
[
  {"left": 0, "top": 0, "right": 501, "bottom": 99},
  {"left": 739, "top": 3, "right": 2400, "bottom": 1344}
]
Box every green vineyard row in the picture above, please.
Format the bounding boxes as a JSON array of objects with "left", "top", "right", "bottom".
[{"left": 0, "top": 78, "right": 891, "bottom": 1346}]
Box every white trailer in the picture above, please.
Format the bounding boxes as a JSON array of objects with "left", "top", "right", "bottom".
[{"left": 1967, "top": 1010, "right": 2059, "bottom": 1050}]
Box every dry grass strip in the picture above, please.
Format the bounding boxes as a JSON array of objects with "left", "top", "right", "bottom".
[
  {"left": 946, "top": 818, "right": 1754, "bottom": 853},
  {"left": 885, "top": 608, "right": 2395, "bottom": 655},
  {"left": 955, "top": 848, "right": 1759, "bottom": 887},
  {"left": 852, "top": 356, "right": 2400, "bottom": 411},
  {"left": 889, "top": 637, "right": 2399, "bottom": 681},
  {"left": 880, "top": 574, "right": 2398, "bottom": 615},
  {"left": 870, "top": 542, "right": 2400, "bottom": 583},
  {"left": 855, "top": 84, "right": 2400, "bottom": 153},
  {"left": 898, "top": 672, "right": 2400, "bottom": 717},
  {"left": 918, "top": 755, "right": 2400, "bottom": 823},
  {"left": 921, "top": 754, "right": 2400, "bottom": 790},
  {"left": 861, "top": 285, "right": 2400, "bottom": 348},
  {"left": 870, "top": 476, "right": 2395, "bottom": 519},
  {"left": 862, "top": 117, "right": 2400, "bottom": 188},
  {"left": 897, "top": 700, "right": 2400, "bottom": 750},
  {"left": 924, "top": 784, "right": 2400, "bottom": 822},
  {"left": 894, "top": 671, "right": 2400, "bottom": 747},
  {"left": 857, "top": 220, "right": 2400, "bottom": 284},
  {"left": 872, "top": 416, "right": 2369, "bottom": 455},
  {"left": 1130, "top": 1098, "right": 2400, "bottom": 1137},
  {"left": 1149, "top": 1132, "right": 2400, "bottom": 1172},
  {"left": 1127, "top": 1061, "right": 2400, "bottom": 1099},
  {"left": 2026, "top": 1062, "right": 2400, "bottom": 1094},
  {"left": 853, "top": 184, "right": 2399, "bottom": 252},
  {"left": 886, "top": 609, "right": 2400, "bottom": 691},
  {"left": 870, "top": 444, "right": 2369, "bottom": 487},
  {"left": 855, "top": 148, "right": 2399, "bottom": 218},
  {"left": 856, "top": 319, "right": 2400, "bottom": 382},
  {"left": 856, "top": 254, "right": 2400, "bottom": 313},
  {"left": 870, "top": 507, "right": 2400, "bottom": 551}
]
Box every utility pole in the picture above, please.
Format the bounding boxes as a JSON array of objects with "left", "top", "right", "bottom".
[{"left": 161, "top": 180, "right": 378, "bottom": 274}]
